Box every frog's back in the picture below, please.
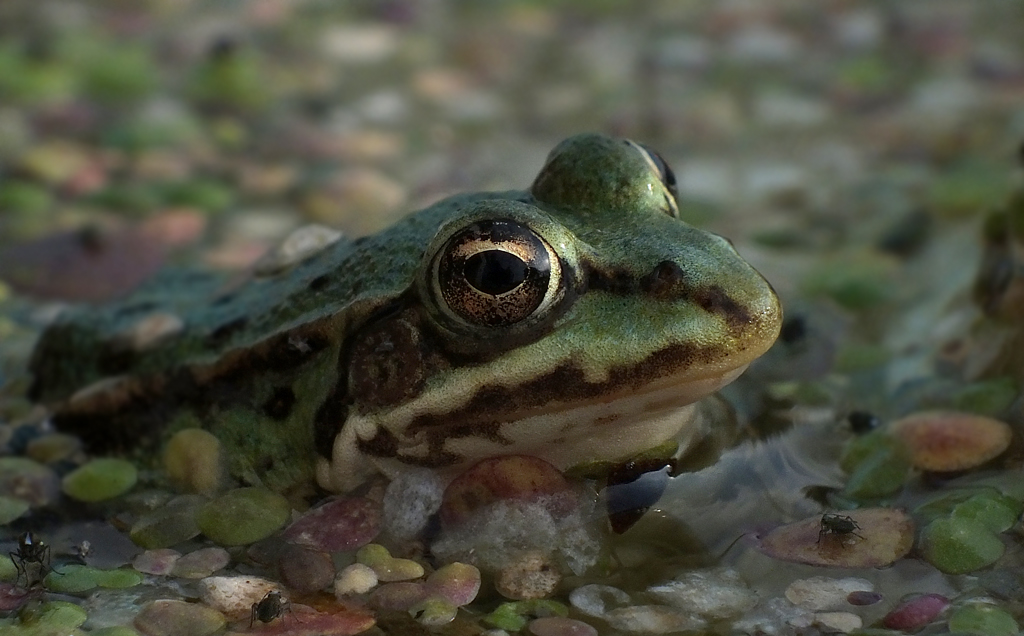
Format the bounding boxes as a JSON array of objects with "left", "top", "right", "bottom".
[{"left": 29, "top": 191, "right": 514, "bottom": 404}]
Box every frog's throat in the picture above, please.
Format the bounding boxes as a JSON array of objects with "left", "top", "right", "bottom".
[{"left": 316, "top": 364, "right": 746, "bottom": 492}]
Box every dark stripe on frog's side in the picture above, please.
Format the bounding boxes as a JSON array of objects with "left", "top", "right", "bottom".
[{"left": 383, "top": 340, "right": 725, "bottom": 461}]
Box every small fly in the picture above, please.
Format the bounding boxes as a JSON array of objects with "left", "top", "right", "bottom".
[
  {"left": 250, "top": 590, "right": 292, "bottom": 628},
  {"left": 10, "top": 532, "right": 52, "bottom": 588},
  {"left": 817, "top": 513, "right": 864, "bottom": 545}
]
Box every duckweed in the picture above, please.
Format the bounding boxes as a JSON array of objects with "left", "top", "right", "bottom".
[
  {"left": 61, "top": 458, "right": 137, "bottom": 502},
  {"left": 195, "top": 487, "right": 290, "bottom": 546},
  {"left": 948, "top": 603, "right": 1019, "bottom": 636},
  {"left": 920, "top": 517, "right": 1005, "bottom": 575},
  {"left": 43, "top": 564, "right": 141, "bottom": 593}
]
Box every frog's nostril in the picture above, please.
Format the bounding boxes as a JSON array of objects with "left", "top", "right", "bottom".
[{"left": 640, "top": 260, "right": 684, "bottom": 299}]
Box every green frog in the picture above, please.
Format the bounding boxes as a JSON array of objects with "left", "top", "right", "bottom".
[{"left": 28, "top": 133, "right": 782, "bottom": 499}]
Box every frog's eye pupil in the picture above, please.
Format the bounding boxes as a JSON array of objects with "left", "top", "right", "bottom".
[{"left": 464, "top": 250, "right": 530, "bottom": 296}]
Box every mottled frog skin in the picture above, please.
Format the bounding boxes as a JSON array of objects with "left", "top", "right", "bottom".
[{"left": 29, "top": 134, "right": 782, "bottom": 498}]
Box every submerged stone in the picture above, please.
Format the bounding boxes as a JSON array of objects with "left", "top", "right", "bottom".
[
  {"left": 282, "top": 496, "right": 380, "bottom": 552},
  {"left": 61, "top": 458, "right": 137, "bottom": 502},
  {"left": 196, "top": 487, "right": 290, "bottom": 546},
  {"left": 881, "top": 594, "right": 949, "bottom": 631}
]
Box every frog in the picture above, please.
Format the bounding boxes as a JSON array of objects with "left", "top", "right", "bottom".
[{"left": 28, "top": 133, "right": 782, "bottom": 500}]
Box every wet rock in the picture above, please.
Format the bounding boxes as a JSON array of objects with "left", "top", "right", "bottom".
[
  {"left": 920, "top": 516, "right": 1005, "bottom": 574},
  {"left": 43, "top": 564, "right": 142, "bottom": 593},
  {"left": 196, "top": 487, "right": 290, "bottom": 546},
  {"left": 133, "top": 549, "right": 182, "bottom": 576},
  {"left": 200, "top": 575, "right": 278, "bottom": 620},
  {"left": 282, "top": 496, "right": 380, "bottom": 552},
  {"left": 881, "top": 593, "right": 949, "bottom": 631},
  {"left": 603, "top": 605, "right": 704, "bottom": 634},
  {"left": 163, "top": 429, "right": 223, "bottom": 495},
  {"left": 647, "top": 569, "right": 757, "bottom": 619},
  {"left": 425, "top": 562, "right": 481, "bottom": 607},
  {"left": 528, "top": 617, "right": 598, "bottom": 636},
  {"left": 814, "top": 611, "right": 862, "bottom": 633},
  {"left": 171, "top": 546, "right": 230, "bottom": 579},
  {"left": 381, "top": 468, "right": 444, "bottom": 542},
  {"left": 948, "top": 602, "right": 1019, "bottom": 636},
  {"left": 129, "top": 494, "right": 206, "bottom": 549},
  {"left": 61, "top": 458, "right": 137, "bottom": 502},
  {"left": 495, "top": 552, "right": 560, "bottom": 600},
  {"left": 784, "top": 577, "right": 874, "bottom": 611},
  {"left": 334, "top": 563, "right": 378, "bottom": 596},
  {"left": 889, "top": 411, "right": 1012, "bottom": 472},
  {"left": 568, "top": 584, "right": 631, "bottom": 618},
  {"left": 440, "top": 456, "right": 575, "bottom": 528},
  {"left": 278, "top": 544, "right": 335, "bottom": 594},
  {"left": 0, "top": 457, "right": 61, "bottom": 507},
  {"left": 253, "top": 224, "right": 344, "bottom": 276},
  {"left": 25, "top": 433, "right": 81, "bottom": 464},
  {"left": 356, "top": 544, "right": 423, "bottom": 582},
  {"left": 369, "top": 581, "right": 429, "bottom": 612},
  {"left": 759, "top": 508, "right": 914, "bottom": 568},
  {"left": 134, "top": 598, "right": 226, "bottom": 636}
]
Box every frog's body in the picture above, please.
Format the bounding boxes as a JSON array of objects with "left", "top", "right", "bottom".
[{"left": 29, "top": 134, "right": 782, "bottom": 497}]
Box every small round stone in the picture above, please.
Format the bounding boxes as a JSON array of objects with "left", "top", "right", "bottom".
[
  {"left": 200, "top": 575, "right": 278, "bottom": 620},
  {"left": 61, "top": 458, "right": 137, "bottom": 502},
  {"left": 171, "top": 547, "right": 230, "bottom": 579},
  {"left": 814, "top": 611, "right": 862, "bottom": 633},
  {"left": 283, "top": 496, "right": 381, "bottom": 552},
  {"left": 889, "top": 411, "right": 1012, "bottom": 472},
  {"left": 335, "top": 563, "right": 378, "bottom": 596},
  {"left": 0, "top": 457, "right": 61, "bottom": 507},
  {"left": 279, "top": 544, "right": 335, "bottom": 594},
  {"left": 356, "top": 544, "right": 424, "bottom": 582},
  {"left": 569, "top": 584, "right": 631, "bottom": 617},
  {"left": 134, "top": 599, "right": 226, "bottom": 636},
  {"left": 495, "top": 552, "right": 560, "bottom": 600},
  {"left": 425, "top": 562, "right": 481, "bottom": 606},
  {"left": 133, "top": 549, "right": 182, "bottom": 576},
  {"left": 163, "top": 429, "right": 223, "bottom": 495},
  {"left": 129, "top": 494, "right": 205, "bottom": 549},
  {"left": 196, "top": 487, "right": 290, "bottom": 546},
  {"left": 881, "top": 594, "right": 950, "bottom": 631},
  {"left": 529, "top": 617, "right": 598, "bottom": 636},
  {"left": 784, "top": 577, "right": 873, "bottom": 611},
  {"left": 409, "top": 596, "right": 458, "bottom": 627}
]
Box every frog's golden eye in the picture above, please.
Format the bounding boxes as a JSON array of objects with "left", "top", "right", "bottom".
[
  {"left": 628, "top": 140, "right": 680, "bottom": 219},
  {"left": 433, "top": 219, "right": 561, "bottom": 327}
]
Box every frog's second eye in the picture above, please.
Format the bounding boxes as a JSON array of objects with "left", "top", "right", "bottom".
[
  {"left": 628, "top": 140, "right": 680, "bottom": 219},
  {"left": 433, "top": 219, "right": 560, "bottom": 327}
]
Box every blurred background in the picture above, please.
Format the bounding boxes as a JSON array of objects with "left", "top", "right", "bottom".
[{"left": 0, "top": 0, "right": 1021, "bottom": 306}]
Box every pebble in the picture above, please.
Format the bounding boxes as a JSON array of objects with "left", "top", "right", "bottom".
[
  {"left": 847, "top": 590, "right": 882, "bottom": 606},
  {"left": 61, "top": 458, "right": 138, "bottom": 502},
  {"left": 784, "top": 577, "right": 874, "bottom": 611},
  {"left": 200, "top": 574, "right": 278, "bottom": 620},
  {"left": 134, "top": 599, "right": 226, "bottom": 636},
  {"left": 370, "top": 581, "right": 430, "bottom": 612},
  {"left": 603, "top": 605, "right": 704, "bottom": 634},
  {"left": 881, "top": 594, "right": 950, "bottom": 631},
  {"left": 163, "top": 429, "right": 223, "bottom": 495},
  {"left": 335, "top": 563, "right": 378, "bottom": 596},
  {"left": 25, "top": 432, "right": 81, "bottom": 464},
  {"left": 253, "top": 224, "right": 343, "bottom": 276},
  {"left": 43, "top": 564, "right": 142, "bottom": 593},
  {"left": 409, "top": 597, "right": 459, "bottom": 627},
  {"left": 382, "top": 468, "right": 445, "bottom": 541},
  {"left": 283, "top": 496, "right": 381, "bottom": 552},
  {"left": 647, "top": 569, "right": 757, "bottom": 618},
  {"left": 425, "top": 562, "right": 481, "bottom": 606},
  {"left": 278, "top": 543, "right": 335, "bottom": 594},
  {"left": 195, "top": 487, "right": 290, "bottom": 546},
  {"left": 889, "top": 411, "right": 1012, "bottom": 472},
  {"left": 529, "top": 617, "right": 598, "bottom": 636},
  {"left": 920, "top": 516, "right": 1005, "bottom": 574},
  {"left": 495, "top": 552, "right": 560, "bottom": 600},
  {"left": 569, "top": 584, "right": 632, "bottom": 618},
  {"left": 356, "top": 543, "right": 424, "bottom": 582},
  {"left": 0, "top": 457, "right": 61, "bottom": 507},
  {"left": 129, "top": 494, "right": 206, "bottom": 549},
  {"left": 171, "top": 546, "right": 230, "bottom": 579},
  {"left": 814, "top": 611, "right": 863, "bottom": 633},
  {"left": 133, "top": 549, "right": 182, "bottom": 576}
]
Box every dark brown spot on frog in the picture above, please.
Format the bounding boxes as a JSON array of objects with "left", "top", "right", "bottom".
[
  {"left": 347, "top": 310, "right": 427, "bottom": 410},
  {"left": 691, "top": 284, "right": 750, "bottom": 329},
  {"left": 640, "top": 260, "right": 684, "bottom": 299},
  {"left": 356, "top": 426, "right": 400, "bottom": 458},
  {"left": 263, "top": 386, "right": 296, "bottom": 420}
]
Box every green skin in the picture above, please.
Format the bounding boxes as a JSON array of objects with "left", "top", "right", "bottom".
[{"left": 29, "top": 133, "right": 782, "bottom": 499}]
